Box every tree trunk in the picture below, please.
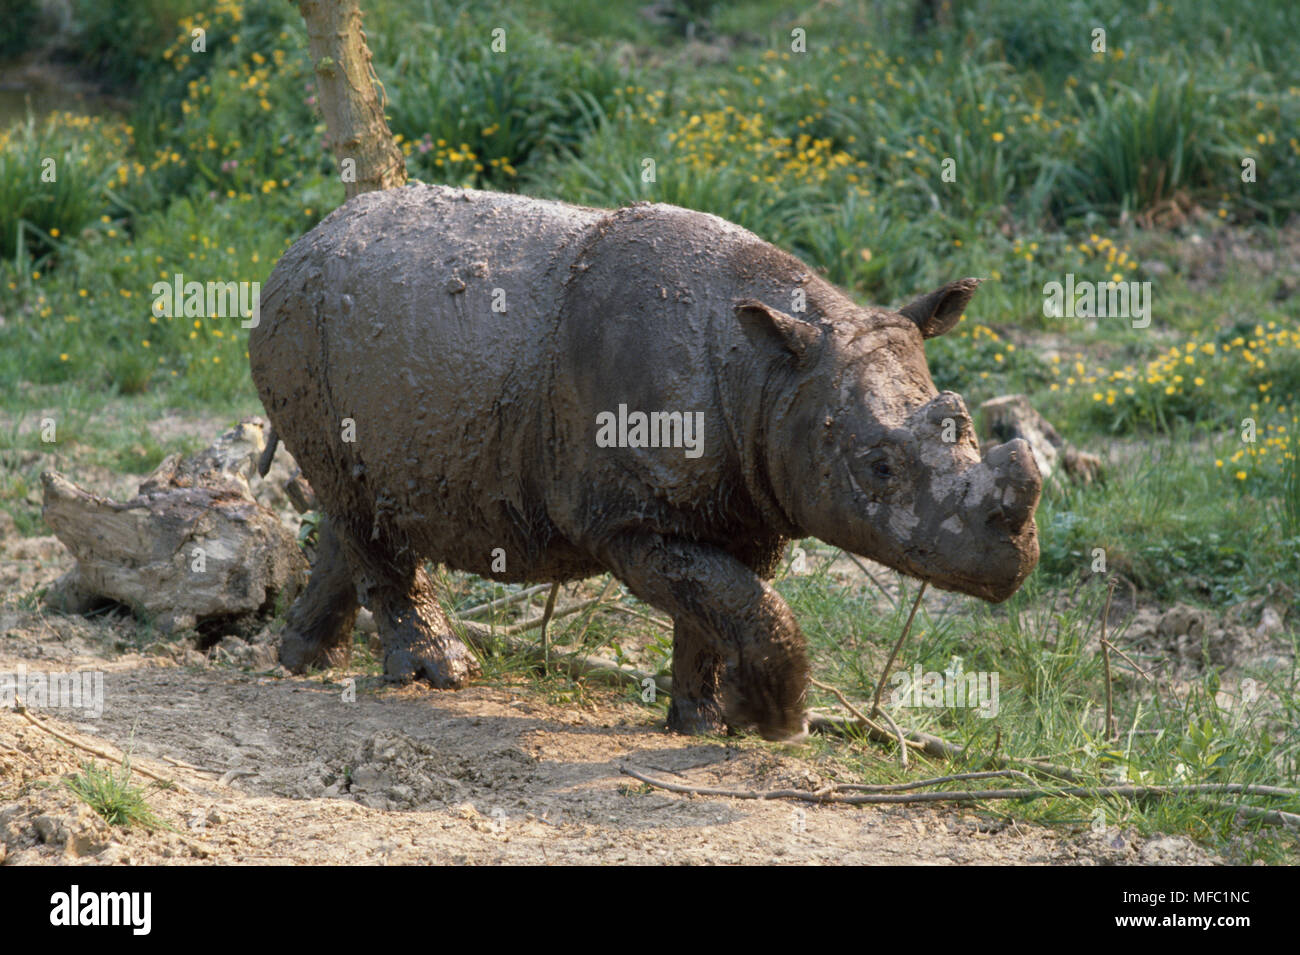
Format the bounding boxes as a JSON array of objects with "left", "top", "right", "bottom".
[{"left": 297, "top": 0, "right": 406, "bottom": 198}]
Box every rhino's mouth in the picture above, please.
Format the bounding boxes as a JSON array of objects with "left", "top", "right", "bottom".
[
  {"left": 837, "top": 467, "right": 1038, "bottom": 603},
  {"left": 860, "top": 538, "right": 1032, "bottom": 603},
  {"left": 922, "top": 555, "right": 1036, "bottom": 602}
]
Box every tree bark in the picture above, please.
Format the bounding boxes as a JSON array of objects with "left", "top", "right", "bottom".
[{"left": 296, "top": 0, "right": 406, "bottom": 198}]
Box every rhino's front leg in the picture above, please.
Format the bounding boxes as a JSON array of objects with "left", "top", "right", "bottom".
[
  {"left": 598, "top": 535, "right": 809, "bottom": 740},
  {"left": 668, "top": 618, "right": 727, "bottom": 735}
]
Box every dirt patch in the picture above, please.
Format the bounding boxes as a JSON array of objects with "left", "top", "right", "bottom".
[
  {"left": 0, "top": 655, "right": 1216, "bottom": 865},
  {"left": 0, "top": 519, "right": 1226, "bottom": 866},
  {"left": 1167, "top": 216, "right": 1300, "bottom": 294}
]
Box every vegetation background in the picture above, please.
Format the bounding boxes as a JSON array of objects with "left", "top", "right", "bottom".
[{"left": 0, "top": 0, "right": 1297, "bottom": 861}]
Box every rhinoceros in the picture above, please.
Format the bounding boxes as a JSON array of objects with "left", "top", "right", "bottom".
[{"left": 250, "top": 183, "right": 1040, "bottom": 740}]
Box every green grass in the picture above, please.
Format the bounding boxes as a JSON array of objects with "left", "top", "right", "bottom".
[
  {"left": 778, "top": 547, "right": 1300, "bottom": 863},
  {"left": 64, "top": 758, "right": 171, "bottom": 830},
  {"left": 5, "top": 0, "right": 1300, "bottom": 400}
]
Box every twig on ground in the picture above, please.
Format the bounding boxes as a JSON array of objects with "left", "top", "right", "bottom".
[
  {"left": 1101, "top": 576, "right": 1118, "bottom": 741},
  {"left": 458, "top": 583, "right": 552, "bottom": 619},
  {"left": 160, "top": 755, "right": 224, "bottom": 776},
  {"left": 869, "top": 581, "right": 927, "bottom": 717},
  {"left": 809, "top": 711, "right": 1086, "bottom": 783},
  {"left": 17, "top": 707, "right": 189, "bottom": 792},
  {"left": 539, "top": 582, "right": 560, "bottom": 672},
  {"left": 810, "top": 677, "right": 916, "bottom": 766},
  {"left": 830, "top": 770, "right": 1036, "bottom": 792},
  {"left": 873, "top": 706, "right": 911, "bottom": 769},
  {"left": 219, "top": 768, "right": 257, "bottom": 786},
  {"left": 567, "top": 576, "right": 620, "bottom": 646},
  {"left": 1103, "top": 639, "right": 1154, "bottom": 683},
  {"left": 621, "top": 765, "right": 1300, "bottom": 817},
  {"left": 605, "top": 604, "right": 674, "bottom": 630},
  {"left": 492, "top": 596, "right": 604, "bottom": 636},
  {"left": 843, "top": 553, "right": 899, "bottom": 610},
  {"left": 1234, "top": 805, "right": 1300, "bottom": 830}
]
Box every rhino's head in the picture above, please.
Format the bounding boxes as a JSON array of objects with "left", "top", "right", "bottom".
[{"left": 741, "top": 277, "right": 1040, "bottom": 602}]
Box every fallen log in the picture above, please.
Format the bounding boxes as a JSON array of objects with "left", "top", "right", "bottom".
[{"left": 41, "top": 418, "right": 308, "bottom": 634}]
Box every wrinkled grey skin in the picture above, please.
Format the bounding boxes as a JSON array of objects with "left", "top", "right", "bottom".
[{"left": 250, "top": 183, "right": 1040, "bottom": 740}]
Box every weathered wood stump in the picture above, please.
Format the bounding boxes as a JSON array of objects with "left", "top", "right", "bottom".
[
  {"left": 41, "top": 418, "right": 308, "bottom": 634},
  {"left": 978, "top": 394, "right": 1104, "bottom": 486}
]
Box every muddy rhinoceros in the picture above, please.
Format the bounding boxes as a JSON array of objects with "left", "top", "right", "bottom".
[{"left": 250, "top": 183, "right": 1040, "bottom": 740}]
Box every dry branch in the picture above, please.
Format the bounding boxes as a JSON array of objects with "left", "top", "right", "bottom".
[
  {"left": 621, "top": 764, "right": 1300, "bottom": 816},
  {"left": 18, "top": 708, "right": 189, "bottom": 793},
  {"left": 457, "top": 584, "right": 553, "bottom": 619},
  {"left": 1101, "top": 576, "right": 1118, "bottom": 741},
  {"left": 810, "top": 677, "right": 917, "bottom": 766},
  {"left": 869, "top": 581, "right": 926, "bottom": 716}
]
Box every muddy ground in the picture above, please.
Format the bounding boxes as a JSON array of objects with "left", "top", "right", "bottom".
[{"left": 0, "top": 522, "right": 1219, "bottom": 866}]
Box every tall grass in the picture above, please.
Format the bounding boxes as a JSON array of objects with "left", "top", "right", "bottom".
[
  {"left": 0, "top": 113, "right": 128, "bottom": 260},
  {"left": 1056, "top": 73, "right": 1237, "bottom": 217}
]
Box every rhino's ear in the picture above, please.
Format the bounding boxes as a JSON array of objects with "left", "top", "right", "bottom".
[
  {"left": 900, "top": 277, "right": 981, "bottom": 339},
  {"left": 735, "top": 299, "right": 822, "bottom": 365}
]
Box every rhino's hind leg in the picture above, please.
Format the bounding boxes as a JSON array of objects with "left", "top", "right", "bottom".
[
  {"left": 666, "top": 619, "right": 727, "bottom": 735},
  {"left": 279, "top": 514, "right": 360, "bottom": 672},
  {"left": 369, "top": 563, "right": 480, "bottom": 689}
]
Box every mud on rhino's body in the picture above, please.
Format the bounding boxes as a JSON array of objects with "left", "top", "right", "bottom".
[{"left": 251, "top": 183, "right": 1041, "bottom": 740}]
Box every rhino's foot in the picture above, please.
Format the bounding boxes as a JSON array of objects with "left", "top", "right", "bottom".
[
  {"left": 375, "top": 567, "right": 480, "bottom": 689},
  {"left": 664, "top": 618, "right": 730, "bottom": 735},
  {"left": 666, "top": 696, "right": 728, "bottom": 736},
  {"left": 383, "top": 631, "right": 479, "bottom": 688},
  {"left": 755, "top": 714, "right": 810, "bottom": 743},
  {"left": 279, "top": 627, "right": 353, "bottom": 672},
  {"left": 724, "top": 687, "right": 810, "bottom": 742}
]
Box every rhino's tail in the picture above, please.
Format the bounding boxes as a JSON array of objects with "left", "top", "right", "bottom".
[{"left": 258, "top": 427, "right": 279, "bottom": 478}]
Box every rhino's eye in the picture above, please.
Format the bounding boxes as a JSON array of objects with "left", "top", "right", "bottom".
[{"left": 861, "top": 448, "right": 891, "bottom": 480}]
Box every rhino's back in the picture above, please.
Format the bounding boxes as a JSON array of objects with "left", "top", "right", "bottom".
[
  {"left": 255, "top": 183, "right": 604, "bottom": 390},
  {"left": 251, "top": 184, "right": 607, "bottom": 575}
]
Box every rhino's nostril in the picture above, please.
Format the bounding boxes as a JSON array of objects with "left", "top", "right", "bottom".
[{"left": 993, "top": 487, "right": 1034, "bottom": 532}]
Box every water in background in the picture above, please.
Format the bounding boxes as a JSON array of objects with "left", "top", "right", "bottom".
[{"left": 0, "top": 55, "right": 116, "bottom": 129}]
